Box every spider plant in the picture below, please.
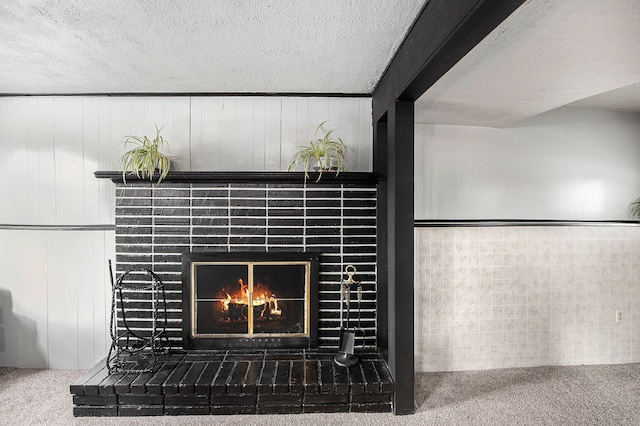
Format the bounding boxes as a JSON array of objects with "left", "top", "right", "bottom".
[
  {"left": 288, "top": 120, "right": 347, "bottom": 182},
  {"left": 120, "top": 125, "right": 172, "bottom": 184}
]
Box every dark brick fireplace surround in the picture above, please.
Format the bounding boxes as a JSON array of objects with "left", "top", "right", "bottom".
[{"left": 71, "top": 171, "right": 393, "bottom": 416}]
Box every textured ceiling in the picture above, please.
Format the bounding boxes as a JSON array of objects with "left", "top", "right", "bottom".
[
  {"left": 415, "top": 0, "right": 640, "bottom": 128},
  {"left": 0, "top": 0, "right": 426, "bottom": 94}
]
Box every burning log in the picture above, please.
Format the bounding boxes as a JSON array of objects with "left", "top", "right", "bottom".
[{"left": 218, "top": 278, "right": 283, "bottom": 322}]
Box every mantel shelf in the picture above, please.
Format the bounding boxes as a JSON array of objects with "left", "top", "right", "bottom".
[{"left": 95, "top": 171, "right": 381, "bottom": 184}]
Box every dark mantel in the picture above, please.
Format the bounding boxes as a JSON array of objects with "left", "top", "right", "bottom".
[{"left": 95, "top": 171, "right": 381, "bottom": 184}]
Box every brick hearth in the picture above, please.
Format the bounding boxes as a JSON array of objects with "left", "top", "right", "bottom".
[{"left": 71, "top": 349, "right": 393, "bottom": 416}]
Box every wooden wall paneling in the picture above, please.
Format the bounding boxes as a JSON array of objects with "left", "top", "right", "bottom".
[
  {"left": 76, "top": 231, "right": 98, "bottom": 369},
  {"left": 189, "top": 97, "right": 202, "bottom": 170},
  {"left": 308, "top": 97, "right": 330, "bottom": 127},
  {"left": 109, "top": 98, "right": 133, "bottom": 180},
  {"left": 46, "top": 231, "right": 79, "bottom": 369},
  {"left": 36, "top": 98, "right": 56, "bottom": 226},
  {"left": 91, "top": 246, "right": 111, "bottom": 369},
  {"left": 23, "top": 231, "right": 50, "bottom": 368},
  {"left": 129, "top": 97, "right": 146, "bottom": 137},
  {"left": 340, "top": 98, "right": 360, "bottom": 172},
  {"left": 140, "top": 97, "right": 164, "bottom": 166},
  {"left": 295, "top": 97, "right": 311, "bottom": 158},
  {"left": 0, "top": 97, "right": 28, "bottom": 223},
  {"left": 280, "top": 98, "right": 298, "bottom": 171},
  {"left": 196, "top": 97, "right": 224, "bottom": 171},
  {"left": 53, "top": 98, "right": 85, "bottom": 224},
  {"left": 327, "top": 98, "right": 343, "bottom": 138},
  {"left": 32, "top": 231, "right": 51, "bottom": 368},
  {"left": 25, "top": 98, "right": 42, "bottom": 223},
  {"left": 325, "top": 98, "right": 348, "bottom": 172},
  {"left": 13, "top": 231, "right": 31, "bottom": 367},
  {"left": 165, "top": 97, "right": 190, "bottom": 170},
  {"left": 308, "top": 97, "right": 330, "bottom": 151},
  {"left": 173, "top": 97, "right": 192, "bottom": 171},
  {"left": 252, "top": 97, "right": 267, "bottom": 171},
  {"left": 83, "top": 98, "right": 101, "bottom": 224},
  {"left": 221, "top": 97, "right": 238, "bottom": 171},
  {"left": 0, "top": 230, "right": 22, "bottom": 367},
  {"left": 263, "top": 97, "right": 282, "bottom": 170},
  {"left": 97, "top": 97, "right": 114, "bottom": 224},
  {"left": 163, "top": 96, "right": 176, "bottom": 159},
  {"left": 235, "top": 97, "right": 256, "bottom": 170},
  {"left": 0, "top": 99, "right": 6, "bottom": 221},
  {"left": 327, "top": 98, "right": 343, "bottom": 125},
  {"left": 359, "top": 98, "right": 373, "bottom": 172},
  {"left": 103, "top": 231, "right": 116, "bottom": 354}
]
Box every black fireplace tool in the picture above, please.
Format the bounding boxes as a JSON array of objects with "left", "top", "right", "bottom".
[{"left": 334, "top": 264, "right": 360, "bottom": 367}]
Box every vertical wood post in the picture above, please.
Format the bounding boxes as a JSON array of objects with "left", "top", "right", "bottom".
[
  {"left": 375, "top": 100, "right": 414, "bottom": 414},
  {"left": 374, "top": 119, "right": 389, "bottom": 359}
]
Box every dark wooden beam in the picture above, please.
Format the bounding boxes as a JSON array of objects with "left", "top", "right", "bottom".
[
  {"left": 372, "top": 0, "right": 527, "bottom": 122},
  {"left": 375, "top": 100, "right": 415, "bottom": 415}
]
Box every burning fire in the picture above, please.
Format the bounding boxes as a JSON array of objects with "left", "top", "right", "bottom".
[{"left": 220, "top": 278, "right": 281, "bottom": 318}]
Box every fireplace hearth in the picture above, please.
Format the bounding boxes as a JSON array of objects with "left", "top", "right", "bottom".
[
  {"left": 71, "top": 348, "right": 393, "bottom": 416},
  {"left": 182, "top": 252, "right": 319, "bottom": 349}
]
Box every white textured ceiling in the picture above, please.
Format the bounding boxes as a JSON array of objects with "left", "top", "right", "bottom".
[
  {"left": 415, "top": 0, "right": 640, "bottom": 128},
  {"left": 0, "top": 0, "right": 426, "bottom": 94}
]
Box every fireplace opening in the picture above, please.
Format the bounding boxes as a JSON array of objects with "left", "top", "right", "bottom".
[{"left": 182, "top": 252, "right": 319, "bottom": 349}]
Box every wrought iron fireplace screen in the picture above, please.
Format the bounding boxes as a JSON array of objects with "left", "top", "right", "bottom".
[{"left": 182, "top": 252, "right": 319, "bottom": 349}]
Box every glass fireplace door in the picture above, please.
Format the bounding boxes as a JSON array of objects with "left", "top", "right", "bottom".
[{"left": 191, "top": 261, "right": 310, "bottom": 339}]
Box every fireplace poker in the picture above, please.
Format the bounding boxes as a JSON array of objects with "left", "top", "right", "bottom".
[{"left": 334, "top": 264, "right": 360, "bottom": 367}]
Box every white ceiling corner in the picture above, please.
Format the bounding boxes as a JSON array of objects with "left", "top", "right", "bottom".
[{"left": 415, "top": 0, "right": 640, "bottom": 128}]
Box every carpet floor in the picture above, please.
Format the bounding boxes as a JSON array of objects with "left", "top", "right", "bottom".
[{"left": 1, "top": 363, "right": 639, "bottom": 425}]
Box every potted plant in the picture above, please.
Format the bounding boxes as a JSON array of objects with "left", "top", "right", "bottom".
[
  {"left": 120, "top": 125, "right": 172, "bottom": 184},
  {"left": 288, "top": 120, "right": 347, "bottom": 182}
]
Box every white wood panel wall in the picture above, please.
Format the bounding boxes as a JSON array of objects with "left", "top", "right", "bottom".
[
  {"left": 0, "top": 95, "right": 372, "bottom": 369},
  {"left": 0, "top": 230, "right": 115, "bottom": 369}
]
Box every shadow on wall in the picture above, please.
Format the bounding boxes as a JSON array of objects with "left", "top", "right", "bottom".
[{"left": 0, "top": 288, "right": 46, "bottom": 368}]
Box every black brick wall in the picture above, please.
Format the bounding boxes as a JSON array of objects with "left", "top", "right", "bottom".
[{"left": 114, "top": 181, "right": 377, "bottom": 348}]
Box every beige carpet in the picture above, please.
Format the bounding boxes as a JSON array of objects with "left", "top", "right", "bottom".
[{"left": 1, "top": 364, "right": 639, "bottom": 425}]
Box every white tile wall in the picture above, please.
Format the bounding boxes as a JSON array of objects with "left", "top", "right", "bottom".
[{"left": 415, "top": 226, "right": 640, "bottom": 372}]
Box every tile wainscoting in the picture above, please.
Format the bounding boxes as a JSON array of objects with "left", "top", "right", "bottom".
[{"left": 415, "top": 225, "right": 640, "bottom": 372}]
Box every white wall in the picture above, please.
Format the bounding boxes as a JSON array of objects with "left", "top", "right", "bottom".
[
  {"left": 415, "top": 106, "right": 640, "bottom": 220},
  {"left": 0, "top": 95, "right": 372, "bottom": 369},
  {"left": 414, "top": 106, "right": 640, "bottom": 372}
]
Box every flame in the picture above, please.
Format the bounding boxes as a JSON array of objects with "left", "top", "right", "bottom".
[
  {"left": 218, "top": 278, "right": 282, "bottom": 317},
  {"left": 221, "top": 292, "right": 231, "bottom": 311}
]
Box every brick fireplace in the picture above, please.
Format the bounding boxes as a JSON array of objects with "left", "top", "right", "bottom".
[
  {"left": 109, "top": 172, "right": 378, "bottom": 349},
  {"left": 70, "top": 171, "right": 392, "bottom": 416}
]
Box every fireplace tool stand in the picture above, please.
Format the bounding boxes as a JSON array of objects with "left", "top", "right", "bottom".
[
  {"left": 334, "top": 264, "right": 362, "bottom": 367},
  {"left": 107, "top": 260, "right": 170, "bottom": 373}
]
